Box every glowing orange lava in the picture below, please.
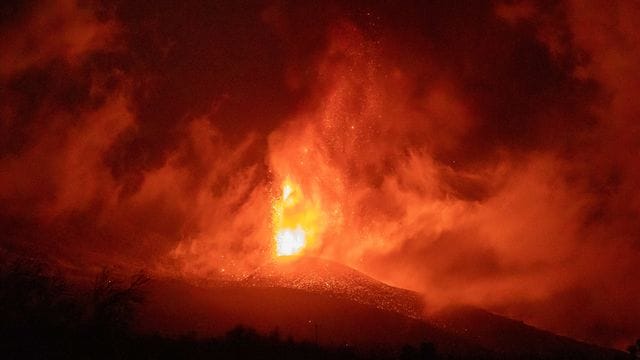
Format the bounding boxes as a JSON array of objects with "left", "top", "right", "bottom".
[{"left": 272, "top": 178, "right": 321, "bottom": 257}]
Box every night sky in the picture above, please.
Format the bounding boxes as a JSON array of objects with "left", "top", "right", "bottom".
[{"left": 1, "top": 0, "right": 639, "bottom": 349}]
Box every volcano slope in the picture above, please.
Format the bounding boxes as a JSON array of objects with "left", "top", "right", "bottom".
[{"left": 137, "top": 257, "right": 625, "bottom": 359}]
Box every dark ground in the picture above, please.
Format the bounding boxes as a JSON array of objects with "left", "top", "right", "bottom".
[{"left": 0, "top": 259, "right": 633, "bottom": 360}]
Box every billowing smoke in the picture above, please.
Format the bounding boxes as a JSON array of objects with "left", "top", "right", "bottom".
[{"left": 0, "top": 0, "right": 638, "bottom": 349}]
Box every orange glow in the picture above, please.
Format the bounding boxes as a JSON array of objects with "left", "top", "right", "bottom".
[
  {"left": 272, "top": 178, "right": 321, "bottom": 257},
  {"left": 3, "top": 1, "right": 639, "bottom": 349}
]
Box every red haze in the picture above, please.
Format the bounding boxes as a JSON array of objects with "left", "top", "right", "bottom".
[{"left": 0, "top": 0, "right": 638, "bottom": 349}]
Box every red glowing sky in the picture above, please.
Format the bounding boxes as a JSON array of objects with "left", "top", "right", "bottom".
[{"left": 1, "top": 0, "right": 639, "bottom": 349}]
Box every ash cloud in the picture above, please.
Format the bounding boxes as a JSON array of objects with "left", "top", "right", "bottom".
[{"left": 0, "top": 0, "right": 638, "bottom": 349}]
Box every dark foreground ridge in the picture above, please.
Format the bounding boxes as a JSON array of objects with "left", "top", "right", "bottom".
[
  {"left": 0, "top": 259, "right": 363, "bottom": 359},
  {"left": 0, "top": 258, "right": 631, "bottom": 359},
  {"left": 139, "top": 256, "right": 628, "bottom": 360}
]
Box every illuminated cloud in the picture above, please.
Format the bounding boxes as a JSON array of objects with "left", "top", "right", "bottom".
[{"left": 0, "top": 0, "right": 638, "bottom": 349}]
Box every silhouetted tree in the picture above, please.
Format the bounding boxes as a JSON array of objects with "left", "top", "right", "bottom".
[
  {"left": 0, "top": 259, "right": 81, "bottom": 358},
  {"left": 419, "top": 342, "right": 437, "bottom": 359},
  {"left": 628, "top": 339, "right": 640, "bottom": 359},
  {"left": 88, "top": 268, "right": 150, "bottom": 335},
  {"left": 401, "top": 344, "right": 418, "bottom": 360},
  {"left": 268, "top": 326, "right": 281, "bottom": 342},
  {"left": 400, "top": 342, "right": 438, "bottom": 360},
  {"left": 0, "top": 259, "right": 72, "bottom": 322}
]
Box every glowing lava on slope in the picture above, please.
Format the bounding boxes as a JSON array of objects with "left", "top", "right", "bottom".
[{"left": 272, "top": 178, "right": 321, "bottom": 257}]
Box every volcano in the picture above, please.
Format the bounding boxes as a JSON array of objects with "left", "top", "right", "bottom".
[
  {"left": 138, "top": 257, "right": 625, "bottom": 359},
  {"left": 241, "top": 257, "right": 425, "bottom": 319}
]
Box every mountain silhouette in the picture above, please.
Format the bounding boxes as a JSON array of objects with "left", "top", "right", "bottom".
[{"left": 137, "top": 257, "right": 626, "bottom": 359}]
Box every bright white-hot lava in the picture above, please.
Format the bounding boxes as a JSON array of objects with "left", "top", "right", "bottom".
[
  {"left": 272, "top": 178, "right": 321, "bottom": 257},
  {"left": 275, "top": 227, "right": 306, "bottom": 256}
]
